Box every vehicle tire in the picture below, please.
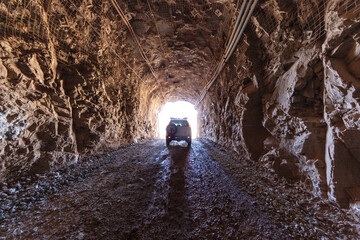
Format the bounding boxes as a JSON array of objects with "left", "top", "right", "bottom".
[
  {"left": 166, "top": 139, "right": 170, "bottom": 146},
  {"left": 166, "top": 124, "right": 177, "bottom": 135},
  {"left": 187, "top": 140, "right": 191, "bottom": 146}
]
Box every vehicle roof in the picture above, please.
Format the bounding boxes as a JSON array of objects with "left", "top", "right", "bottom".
[
  {"left": 170, "top": 117, "right": 188, "bottom": 120},
  {"left": 170, "top": 119, "right": 188, "bottom": 122}
]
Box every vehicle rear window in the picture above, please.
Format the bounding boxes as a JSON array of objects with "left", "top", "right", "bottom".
[{"left": 170, "top": 120, "right": 189, "bottom": 127}]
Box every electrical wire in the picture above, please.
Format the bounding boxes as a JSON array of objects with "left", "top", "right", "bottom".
[
  {"left": 195, "top": 0, "right": 259, "bottom": 107},
  {"left": 110, "top": 0, "right": 158, "bottom": 80}
]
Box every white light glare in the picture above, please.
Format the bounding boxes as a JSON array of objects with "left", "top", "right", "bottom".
[{"left": 158, "top": 101, "right": 198, "bottom": 139}]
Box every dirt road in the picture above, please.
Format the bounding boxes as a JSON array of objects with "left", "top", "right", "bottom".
[{"left": 1, "top": 140, "right": 358, "bottom": 239}]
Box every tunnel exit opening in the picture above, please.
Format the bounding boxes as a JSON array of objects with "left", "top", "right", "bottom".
[{"left": 158, "top": 101, "right": 198, "bottom": 139}]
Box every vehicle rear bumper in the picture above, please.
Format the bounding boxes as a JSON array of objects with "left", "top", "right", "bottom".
[{"left": 167, "top": 136, "right": 191, "bottom": 141}]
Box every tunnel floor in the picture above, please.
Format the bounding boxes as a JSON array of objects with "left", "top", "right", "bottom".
[{"left": 1, "top": 140, "right": 358, "bottom": 239}]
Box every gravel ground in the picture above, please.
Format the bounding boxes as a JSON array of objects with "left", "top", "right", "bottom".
[{"left": 1, "top": 140, "right": 359, "bottom": 239}]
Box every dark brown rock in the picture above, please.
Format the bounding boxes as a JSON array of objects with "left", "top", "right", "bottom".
[{"left": 0, "top": 0, "right": 359, "bottom": 211}]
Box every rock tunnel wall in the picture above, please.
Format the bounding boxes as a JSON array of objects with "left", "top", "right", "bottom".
[
  {"left": 0, "top": 0, "right": 236, "bottom": 181},
  {"left": 0, "top": 0, "right": 158, "bottom": 181},
  {"left": 199, "top": 0, "right": 360, "bottom": 207},
  {"left": 1, "top": 0, "right": 359, "bottom": 209}
]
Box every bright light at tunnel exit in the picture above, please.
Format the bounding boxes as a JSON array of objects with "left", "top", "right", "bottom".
[{"left": 158, "top": 101, "right": 198, "bottom": 139}]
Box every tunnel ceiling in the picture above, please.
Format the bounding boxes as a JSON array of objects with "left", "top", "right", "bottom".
[
  {"left": 1, "top": 0, "right": 360, "bottom": 210},
  {"left": 1, "top": 0, "right": 314, "bottom": 109},
  {"left": 0, "top": 0, "right": 239, "bottom": 180},
  {"left": 118, "top": 0, "right": 236, "bottom": 104}
]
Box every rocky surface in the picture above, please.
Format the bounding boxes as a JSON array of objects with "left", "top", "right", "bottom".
[
  {"left": 1, "top": 140, "right": 359, "bottom": 239},
  {"left": 0, "top": 0, "right": 156, "bottom": 181},
  {"left": 0, "top": 34, "right": 146, "bottom": 181},
  {"left": 1, "top": 0, "right": 360, "bottom": 216},
  {"left": 0, "top": 0, "right": 236, "bottom": 181},
  {"left": 199, "top": 0, "right": 360, "bottom": 209}
]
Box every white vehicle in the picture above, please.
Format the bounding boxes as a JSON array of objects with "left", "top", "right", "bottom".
[{"left": 166, "top": 118, "right": 191, "bottom": 146}]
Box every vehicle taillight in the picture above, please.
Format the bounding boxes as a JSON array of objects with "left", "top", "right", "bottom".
[
  {"left": 167, "top": 136, "right": 171, "bottom": 139},
  {"left": 188, "top": 124, "right": 191, "bottom": 128},
  {"left": 187, "top": 136, "right": 190, "bottom": 139}
]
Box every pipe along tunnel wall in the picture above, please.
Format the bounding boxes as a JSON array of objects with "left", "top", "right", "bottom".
[{"left": 1, "top": 0, "right": 360, "bottom": 208}]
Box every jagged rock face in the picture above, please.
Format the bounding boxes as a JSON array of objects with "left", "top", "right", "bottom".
[
  {"left": 1, "top": 0, "right": 360, "bottom": 209},
  {"left": 0, "top": 0, "right": 156, "bottom": 181},
  {"left": 324, "top": 32, "right": 360, "bottom": 207},
  {"left": 0, "top": 0, "right": 234, "bottom": 180},
  {"left": 126, "top": 0, "right": 235, "bottom": 103},
  {"left": 0, "top": 37, "right": 147, "bottom": 180},
  {"left": 199, "top": 0, "right": 360, "bottom": 207}
]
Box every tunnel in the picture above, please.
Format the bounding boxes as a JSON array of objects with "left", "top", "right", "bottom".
[{"left": 1, "top": 0, "right": 360, "bottom": 238}]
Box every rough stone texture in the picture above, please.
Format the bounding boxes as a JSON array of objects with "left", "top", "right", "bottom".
[
  {"left": 0, "top": 0, "right": 155, "bottom": 181},
  {"left": 199, "top": 0, "right": 360, "bottom": 208},
  {"left": 0, "top": 0, "right": 235, "bottom": 181},
  {"left": 1, "top": 0, "right": 360, "bottom": 211},
  {"left": 324, "top": 30, "right": 360, "bottom": 207}
]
